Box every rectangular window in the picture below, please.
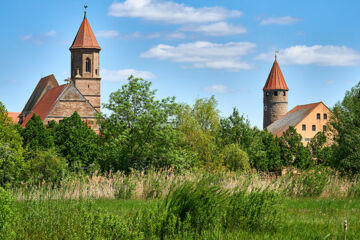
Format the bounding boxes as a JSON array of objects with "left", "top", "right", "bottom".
[
  {"left": 283, "top": 91, "right": 286, "bottom": 96},
  {"left": 323, "top": 113, "right": 327, "bottom": 120},
  {"left": 302, "top": 124, "right": 306, "bottom": 131},
  {"left": 266, "top": 92, "right": 269, "bottom": 96},
  {"left": 316, "top": 113, "right": 321, "bottom": 119},
  {"left": 274, "top": 91, "right": 278, "bottom": 96},
  {"left": 312, "top": 125, "right": 316, "bottom": 131},
  {"left": 323, "top": 125, "right": 327, "bottom": 132},
  {"left": 305, "top": 138, "right": 311, "bottom": 142}
]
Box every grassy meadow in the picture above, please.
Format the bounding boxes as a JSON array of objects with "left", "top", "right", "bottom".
[{"left": 0, "top": 170, "right": 359, "bottom": 239}]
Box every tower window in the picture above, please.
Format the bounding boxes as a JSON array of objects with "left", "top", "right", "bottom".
[
  {"left": 266, "top": 92, "right": 269, "bottom": 96},
  {"left": 85, "top": 58, "right": 91, "bottom": 73},
  {"left": 274, "top": 91, "right": 278, "bottom": 96},
  {"left": 88, "top": 84, "right": 90, "bottom": 88},
  {"left": 283, "top": 91, "right": 286, "bottom": 96},
  {"left": 264, "top": 105, "right": 267, "bottom": 111},
  {"left": 302, "top": 124, "right": 306, "bottom": 131},
  {"left": 323, "top": 113, "right": 327, "bottom": 120},
  {"left": 312, "top": 125, "right": 316, "bottom": 131},
  {"left": 95, "top": 69, "right": 98, "bottom": 75},
  {"left": 316, "top": 113, "right": 320, "bottom": 119}
]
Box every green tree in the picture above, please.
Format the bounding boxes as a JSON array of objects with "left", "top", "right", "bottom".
[
  {"left": 177, "top": 96, "right": 222, "bottom": 169},
  {"left": 0, "top": 102, "right": 26, "bottom": 186},
  {"left": 308, "top": 131, "right": 333, "bottom": 165},
  {"left": 54, "top": 111, "right": 100, "bottom": 172},
  {"left": 278, "top": 127, "right": 312, "bottom": 169},
  {"left": 22, "top": 114, "right": 54, "bottom": 150},
  {"left": 331, "top": 82, "right": 360, "bottom": 173},
  {"left": 222, "top": 143, "right": 250, "bottom": 171},
  {"left": 99, "top": 76, "right": 184, "bottom": 172},
  {"left": 27, "top": 148, "right": 67, "bottom": 184},
  {"left": 248, "top": 129, "right": 281, "bottom": 172},
  {"left": 219, "top": 108, "right": 254, "bottom": 151}
]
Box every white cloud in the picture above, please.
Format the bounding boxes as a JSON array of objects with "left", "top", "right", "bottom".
[
  {"left": 108, "top": 0, "right": 242, "bottom": 24},
  {"left": 44, "top": 30, "right": 56, "bottom": 37},
  {"left": 181, "top": 22, "right": 246, "bottom": 36},
  {"left": 101, "top": 69, "right": 156, "bottom": 82},
  {"left": 96, "top": 30, "right": 120, "bottom": 38},
  {"left": 256, "top": 45, "right": 360, "bottom": 66},
  {"left": 205, "top": 84, "right": 234, "bottom": 93},
  {"left": 141, "top": 41, "right": 255, "bottom": 71},
  {"left": 22, "top": 30, "right": 56, "bottom": 44},
  {"left": 260, "top": 16, "right": 301, "bottom": 25},
  {"left": 166, "top": 32, "right": 186, "bottom": 39}
]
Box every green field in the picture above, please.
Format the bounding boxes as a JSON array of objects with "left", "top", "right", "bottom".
[{"left": 8, "top": 198, "right": 360, "bottom": 240}]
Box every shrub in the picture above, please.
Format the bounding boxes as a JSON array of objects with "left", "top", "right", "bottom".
[
  {"left": 161, "top": 177, "right": 227, "bottom": 235},
  {"left": 348, "top": 178, "right": 360, "bottom": 198},
  {"left": 286, "top": 168, "right": 330, "bottom": 197},
  {"left": 224, "top": 189, "right": 283, "bottom": 232},
  {"left": 0, "top": 187, "right": 15, "bottom": 239},
  {"left": 0, "top": 144, "right": 26, "bottom": 187},
  {"left": 222, "top": 144, "right": 250, "bottom": 171},
  {"left": 27, "top": 148, "right": 68, "bottom": 184}
]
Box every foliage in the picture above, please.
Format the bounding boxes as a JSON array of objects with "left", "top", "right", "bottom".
[
  {"left": 22, "top": 114, "right": 54, "bottom": 151},
  {"left": 0, "top": 187, "right": 15, "bottom": 239},
  {"left": 0, "top": 102, "right": 24, "bottom": 157},
  {"left": 278, "top": 127, "right": 312, "bottom": 169},
  {"left": 27, "top": 148, "right": 67, "bottom": 184},
  {"left": 0, "top": 144, "right": 26, "bottom": 187},
  {"left": 222, "top": 143, "right": 250, "bottom": 171},
  {"left": 285, "top": 168, "right": 330, "bottom": 197},
  {"left": 54, "top": 112, "right": 100, "bottom": 172},
  {"left": 331, "top": 82, "right": 360, "bottom": 174},
  {"left": 162, "top": 177, "right": 227, "bottom": 234},
  {"left": 248, "top": 129, "right": 282, "bottom": 172},
  {"left": 224, "top": 189, "right": 283, "bottom": 232},
  {"left": 308, "top": 131, "right": 333, "bottom": 165},
  {"left": 99, "top": 76, "right": 184, "bottom": 172},
  {"left": 177, "top": 96, "right": 222, "bottom": 169},
  {"left": 219, "top": 108, "right": 254, "bottom": 151}
]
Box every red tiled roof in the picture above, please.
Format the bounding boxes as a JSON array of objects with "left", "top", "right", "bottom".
[
  {"left": 263, "top": 59, "right": 289, "bottom": 91},
  {"left": 267, "top": 102, "right": 322, "bottom": 137},
  {"left": 21, "top": 84, "right": 67, "bottom": 127},
  {"left": 7, "top": 112, "right": 20, "bottom": 124},
  {"left": 20, "top": 74, "right": 59, "bottom": 118},
  {"left": 70, "top": 17, "right": 101, "bottom": 50}
]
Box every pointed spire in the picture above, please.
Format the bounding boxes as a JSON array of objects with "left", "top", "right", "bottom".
[
  {"left": 263, "top": 56, "right": 289, "bottom": 91},
  {"left": 70, "top": 10, "right": 101, "bottom": 50}
]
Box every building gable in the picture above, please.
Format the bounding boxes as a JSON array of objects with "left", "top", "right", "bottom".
[
  {"left": 267, "top": 102, "right": 321, "bottom": 137},
  {"left": 46, "top": 83, "right": 98, "bottom": 122}
]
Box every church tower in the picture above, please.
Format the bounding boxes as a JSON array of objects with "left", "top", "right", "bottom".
[
  {"left": 70, "top": 12, "right": 101, "bottom": 112},
  {"left": 263, "top": 56, "right": 289, "bottom": 129}
]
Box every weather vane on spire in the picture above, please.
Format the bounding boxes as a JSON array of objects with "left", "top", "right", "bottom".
[
  {"left": 84, "top": 5, "right": 88, "bottom": 18},
  {"left": 275, "top": 50, "right": 279, "bottom": 59}
]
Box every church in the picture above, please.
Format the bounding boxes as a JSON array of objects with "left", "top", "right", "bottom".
[
  {"left": 263, "top": 56, "right": 332, "bottom": 145},
  {"left": 15, "top": 12, "right": 101, "bottom": 131}
]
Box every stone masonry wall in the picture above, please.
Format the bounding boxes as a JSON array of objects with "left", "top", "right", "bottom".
[{"left": 263, "top": 90, "right": 288, "bottom": 129}]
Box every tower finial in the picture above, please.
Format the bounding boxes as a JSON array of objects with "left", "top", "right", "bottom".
[
  {"left": 275, "top": 50, "right": 279, "bottom": 60},
  {"left": 84, "top": 5, "right": 88, "bottom": 18}
]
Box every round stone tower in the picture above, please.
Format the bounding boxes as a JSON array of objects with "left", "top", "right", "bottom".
[{"left": 263, "top": 56, "right": 289, "bottom": 129}]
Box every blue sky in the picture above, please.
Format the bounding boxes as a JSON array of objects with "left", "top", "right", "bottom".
[{"left": 1, "top": 0, "right": 360, "bottom": 128}]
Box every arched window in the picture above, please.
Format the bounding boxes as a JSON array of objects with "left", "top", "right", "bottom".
[{"left": 85, "top": 58, "right": 91, "bottom": 73}]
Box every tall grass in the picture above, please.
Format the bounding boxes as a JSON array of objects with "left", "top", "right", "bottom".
[{"left": 14, "top": 168, "right": 360, "bottom": 201}]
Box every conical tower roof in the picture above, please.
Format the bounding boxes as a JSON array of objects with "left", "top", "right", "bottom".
[
  {"left": 70, "top": 16, "right": 101, "bottom": 50},
  {"left": 263, "top": 58, "right": 288, "bottom": 90}
]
